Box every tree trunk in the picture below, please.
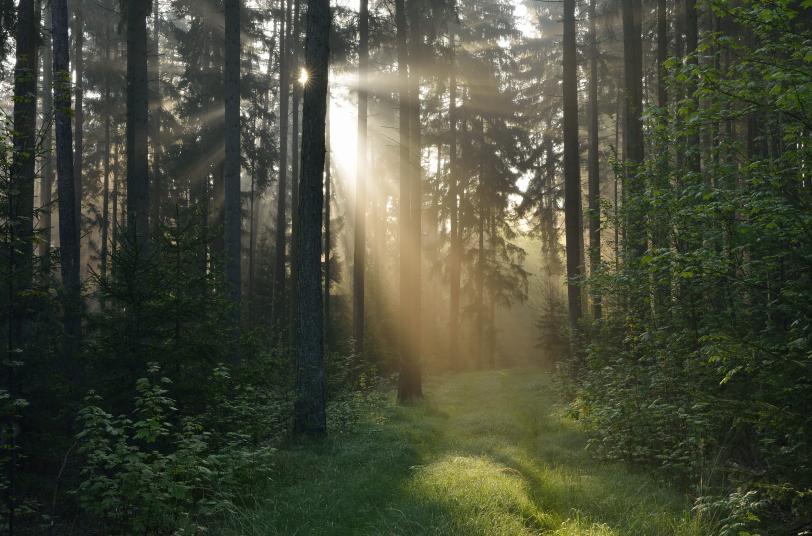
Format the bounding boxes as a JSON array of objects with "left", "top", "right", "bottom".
[
  {"left": 397, "top": 0, "right": 422, "bottom": 402},
  {"left": 272, "top": 0, "right": 290, "bottom": 339},
  {"left": 476, "top": 117, "right": 486, "bottom": 368},
  {"left": 657, "top": 0, "right": 668, "bottom": 108},
  {"left": 10, "top": 0, "right": 39, "bottom": 355},
  {"left": 40, "top": 1, "right": 54, "bottom": 277},
  {"left": 563, "top": 0, "right": 584, "bottom": 332},
  {"left": 447, "top": 31, "right": 460, "bottom": 369},
  {"left": 73, "top": 0, "right": 84, "bottom": 247},
  {"left": 587, "top": 0, "right": 601, "bottom": 320},
  {"left": 150, "top": 3, "right": 162, "bottom": 230},
  {"left": 224, "top": 0, "right": 242, "bottom": 358},
  {"left": 100, "top": 18, "right": 112, "bottom": 285},
  {"left": 324, "top": 105, "right": 332, "bottom": 344},
  {"left": 292, "top": 0, "right": 330, "bottom": 438},
  {"left": 52, "top": 0, "right": 82, "bottom": 350},
  {"left": 126, "top": 0, "right": 151, "bottom": 254},
  {"left": 621, "top": 0, "right": 645, "bottom": 260},
  {"left": 353, "top": 0, "right": 369, "bottom": 356}
]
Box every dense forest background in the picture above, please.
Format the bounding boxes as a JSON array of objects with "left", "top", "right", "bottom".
[{"left": 0, "top": 0, "right": 809, "bottom": 533}]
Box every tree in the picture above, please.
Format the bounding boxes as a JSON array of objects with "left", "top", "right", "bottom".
[
  {"left": 52, "top": 0, "right": 82, "bottom": 348},
  {"left": 562, "top": 0, "right": 583, "bottom": 332},
  {"left": 396, "top": 0, "right": 421, "bottom": 402},
  {"left": 273, "top": 0, "right": 291, "bottom": 337},
  {"left": 447, "top": 28, "right": 460, "bottom": 368},
  {"left": 621, "top": 0, "right": 644, "bottom": 260},
  {"left": 40, "top": 1, "right": 54, "bottom": 274},
  {"left": 224, "top": 0, "right": 242, "bottom": 355},
  {"left": 587, "top": 0, "right": 601, "bottom": 320},
  {"left": 352, "top": 0, "right": 369, "bottom": 356},
  {"left": 292, "top": 0, "right": 330, "bottom": 437},
  {"left": 125, "top": 0, "right": 151, "bottom": 253},
  {"left": 73, "top": 0, "right": 84, "bottom": 243},
  {"left": 10, "top": 0, "right": 40, "bottom": 346}
]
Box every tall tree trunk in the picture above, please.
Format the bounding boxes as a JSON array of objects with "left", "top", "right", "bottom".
[
  {"left": 657, "top": 0, "right": 668, "bottom": 108},
  {"left": 323, "top": 105, "right": 332, "bottom": 344},
  {"left": 685, "top": 0, "right": 700, "bottom": 177},
  {"left": 293, "top": 0, "right": 330, "bottom": 438},
  {"left": 73, "top": 0, "right": 83, "bottom": 247},
  {"left": 100, "top": 18, "right": 112, "bottom": 284},
  {"left": 353, "top": 0, "right": 369, "bottom": 356},
  {"left": 126, "top": 0, "right": 151, "bottom": 253},
  {"left": 622, "top": 0, "right": 645, "bottom": 260},
  {"left": 40, "top": 1, "right": 54, "bottom": 277},
  {"left": 563, "top": 0, "right": 584, "bottom": 332},
  {"left": 112, "top": 131, "right": 120, "bottom": 256},
  {"left": 407, "top": 0, "right": 422, "bottom": 383},
  {"left": 447, "top": 31, "right": 460, "bottom": 369},
  {"left": 273, "top": 0, "right": 290, "bottom": 339},
  {"left": 396, "top": 0, "right": 421, "bottom": 402},
  {"left": 224, "top": 0, "right": 242, "bottom": 358},
  {"left": 11, "top": 0, "right": 39, "bottom": 323},
  {"left": 52, "top": 0, "right": 82, "bottom": 351},
  {"left": 587, "top": 0, "right": 601, "bottom": 320},
  {"left": 476, "top": 117, "right": 486, "bottom": 368},
  {"left": 289, "top": 0, "right": 302, "bottom": 341},
  {"left": 150, "top": 2, "right": 162, "bottom": 230}
]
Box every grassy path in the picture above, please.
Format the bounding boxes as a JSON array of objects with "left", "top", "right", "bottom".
[{"left": 226, "top": 369, "right": 705, "bottom": 535}]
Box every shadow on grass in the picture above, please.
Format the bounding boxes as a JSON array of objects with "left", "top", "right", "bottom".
[{"left": 223, "top": 369, "right": 705, "bottom": 536}]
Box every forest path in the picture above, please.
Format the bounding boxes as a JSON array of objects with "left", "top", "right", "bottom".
[{"left": 225, "top": 369, "right": 705, "bottom": 535}]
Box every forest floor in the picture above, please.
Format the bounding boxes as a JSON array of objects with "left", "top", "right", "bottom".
[{"left": 224, "top": 368, "right": 707, "bottom": 535}]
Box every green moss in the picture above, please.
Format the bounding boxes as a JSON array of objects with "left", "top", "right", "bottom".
[{"left": 223, "top": 369, "right": 707, "bottom": 535}]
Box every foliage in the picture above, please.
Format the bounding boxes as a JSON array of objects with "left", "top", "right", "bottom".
[
  {"left": 570, "top": 1, "right": 812, "bottom": 533},
  {"left": 74, "top": 364, "right": 276, "bottom": 535}
]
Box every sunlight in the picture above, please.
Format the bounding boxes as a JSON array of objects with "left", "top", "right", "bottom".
[{"left": 298, "top": 67, "right": 309, "bottom": 86}]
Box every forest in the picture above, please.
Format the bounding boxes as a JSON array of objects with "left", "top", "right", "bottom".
[{"left": 0, "top": 0, "right": 810, "bottom": 533}]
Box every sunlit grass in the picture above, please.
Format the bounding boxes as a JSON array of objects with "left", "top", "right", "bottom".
[{"left": 223, "top": 369, "right": 709, "bottom": 535}]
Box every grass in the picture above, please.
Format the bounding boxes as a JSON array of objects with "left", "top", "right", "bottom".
[{"left": 223, "top": 369, "right": 708, "bottom": 535}]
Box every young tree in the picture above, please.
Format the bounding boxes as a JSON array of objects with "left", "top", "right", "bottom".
[
  {"left": 292, "top": 0, "right": 330, "bottom": 437},
  {"left": 353, "top": 0, "right": 369, "bottom": 356}
]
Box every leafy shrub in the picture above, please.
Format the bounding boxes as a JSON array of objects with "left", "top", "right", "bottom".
[{"left": 74, "top": 364, "right": 275, "bottom": 535}]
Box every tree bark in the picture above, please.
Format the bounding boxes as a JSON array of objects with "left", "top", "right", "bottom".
[
  {"left": 126, "top": 0, "right": 151, "bottom": 254},
  {"left": 622, "top": 0, "right": 645, "bottom": 260},
  {"left": 101, "top": 18, "right": 112, "bottom": 284},
  {"left": 563, "top": 0, "right": 584, "bottom": 331},
  {"left": 224, "top": 0, "right": 242, "bottom": 358},
  {"left": 353, "top": 0, "right": 369, "bottom": 356},
  {"left": 587, "top": 0, "right": 601, "bottom": 320},
  {"left": 324, "top": 105, "right": 332, "bottom": 344},
  {"left": 293, "top": 0, "right": 330, "bottom": 438},
  {"left": 150, "top": 2, "right": 162, "bottom": 230},
  {"left": 447, "top": 31, "right": 460, "bottom": 369},
  {"left": 73, "top": 0, "right": 83, "bottom": 245},
  {"left": 272, "top": 0, "right": 290, "bottom": 339},
  {"left": 52, "top": 0, "right": 82, "bottom": 349},
  {"left": 40, "top": 1, "right": 53, "bottom": 276},
  {"left": 397, "top": 0, "right": 422, "bottom": 402},
  {"left": 10, "top": 0, "right": 39, "bottom": 350}
]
